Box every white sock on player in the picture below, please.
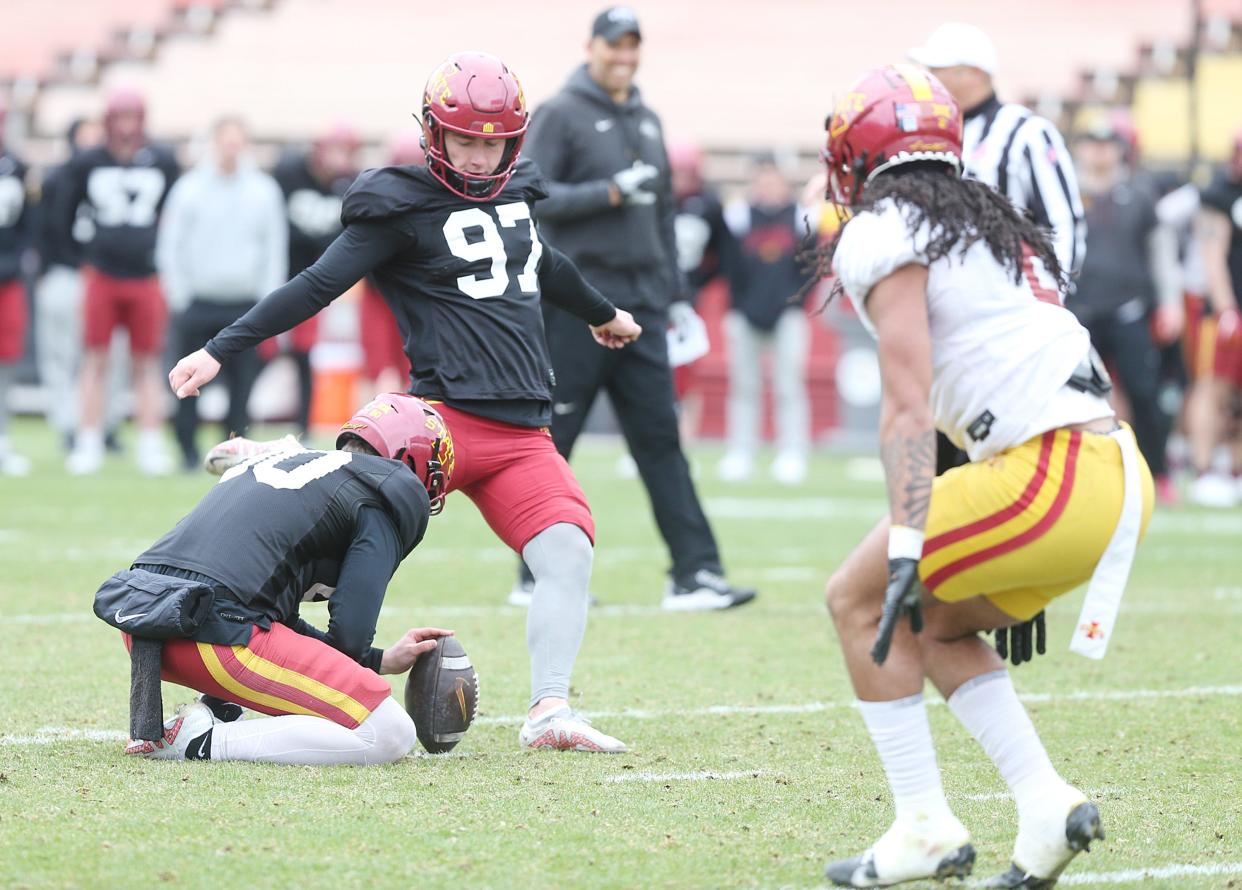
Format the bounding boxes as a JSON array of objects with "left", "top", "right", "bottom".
[
  {"left": 859, "top": 692, "right": 956, "bottom": 822},
  {"left": 947, "top": 669, "right": 1067, "bottom": 817},
  {"left": 210, "top": 698, "right": 416, "bottom": 766}
]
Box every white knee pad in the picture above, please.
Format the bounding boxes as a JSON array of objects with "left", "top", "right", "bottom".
[{"left": 361, "top": 697, "right": 418, "bottom": 764}]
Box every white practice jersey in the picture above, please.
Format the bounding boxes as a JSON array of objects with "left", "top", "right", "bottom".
[{"left": 833, "top": 199, "right": 1112, "bottom": 461}]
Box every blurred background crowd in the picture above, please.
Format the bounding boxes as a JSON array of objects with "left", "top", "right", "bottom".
[{"left": 1, "top": 0, "right": 1241, "bottom": 508}]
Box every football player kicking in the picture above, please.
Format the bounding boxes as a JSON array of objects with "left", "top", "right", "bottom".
[
  {"left": 169, "top": 52, "right": 640, "bottom": 754},
  {"left": 814, "top": 67, "right": 1154, "bottom": 887},
  {"left": 94, "top": 396, "right": 453, "bottom": 764}
]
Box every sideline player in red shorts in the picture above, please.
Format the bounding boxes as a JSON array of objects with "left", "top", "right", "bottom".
[
  {"left": 94, "top": 396, "right": 451, "bottom": 764},
  {"left": 0, "top": 96, "right": 32, "bottom": 476},
  {"left": 170, "top": 52, "right": 641, "bottom": 753},
  {"left": 60, "top": 88, "right": 180, "bottom": 475}
]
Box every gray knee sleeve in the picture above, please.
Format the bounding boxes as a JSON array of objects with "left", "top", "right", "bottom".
[{"left": 522, "top": 523, "right": 593, "bottom": 707}]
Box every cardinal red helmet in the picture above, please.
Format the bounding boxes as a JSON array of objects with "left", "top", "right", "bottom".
[
  {"left": 103, "top": 87, "right": 146, "bottom": 149},
  {"left": 1231, "top": 126, "right": 1242, "bottom": 180},
  {"left": 337, "top": 394, "right": 455, "bottom": 515},
  {"left": 823, "top": 64, "right": 962, "bottom": 206},
  {"left": 388, "top": 128, "right": 426, "bottom": 166},
  {"left": 421, "top": 52, "right": 528, "bottom": 201}
]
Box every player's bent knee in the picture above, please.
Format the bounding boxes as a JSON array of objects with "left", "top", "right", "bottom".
[
  {"left": 824, "top": 569, "right": 850, "bottom": 619},
  {"left": 366, "top": 698, "right": 418, "bottom": 764}
]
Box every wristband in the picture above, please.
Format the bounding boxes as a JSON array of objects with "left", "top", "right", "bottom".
[{"left": 887, "top": 525, "right": 925, "bottom": 562}]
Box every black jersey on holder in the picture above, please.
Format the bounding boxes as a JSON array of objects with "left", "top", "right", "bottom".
[
  {"left": 59, "top": 144, "right": 179, "bottom": 278},
  {"left": 135, "top": 449, "right": 429, "bottom": 669},
  {"left": 205, "top": 158, "right": 617, "bottom": 427}
]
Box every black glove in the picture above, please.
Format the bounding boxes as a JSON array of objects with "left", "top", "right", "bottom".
[
  {"left": 871, "top": 558, "right": 923, "bottom": 665},
  {"left": 995, "top": 611, "right": 1046, "bottom": 665}
]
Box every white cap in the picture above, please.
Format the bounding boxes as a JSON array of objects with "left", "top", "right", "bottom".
[{"left": 908, "top": 23, "right": 998, "bottom": 76}]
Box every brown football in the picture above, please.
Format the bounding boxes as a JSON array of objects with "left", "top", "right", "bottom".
[{"left": 404, "top": 635, "right": 478, "bottom": 753}]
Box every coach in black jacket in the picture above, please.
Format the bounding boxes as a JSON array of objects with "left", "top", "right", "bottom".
[{"left": 524, "top": 6, "right": 755, "bottom": 611}]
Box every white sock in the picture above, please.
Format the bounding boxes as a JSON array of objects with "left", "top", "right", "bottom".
[
  {"left": 210, "top": 698, "right": 416, "bottom": 766},
  {"left": 858, "top": 693, "right": 954, "bottom": 823},
  {"left": 76, "top": 428, "right": 104, "bottom": 454},
  {"left": 947, "top": 670, "right": 1064, "bottom": 817},
  {"left": 137, "top": 428, "right": 165, "bottom": 453}
]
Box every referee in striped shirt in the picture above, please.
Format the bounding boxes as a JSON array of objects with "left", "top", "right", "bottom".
[
  {"left": 910, "top": 23, "right": 1086, "bottom": 279},
  {"left": 910, "top": 22, "right": 1087, "bottom": 475}
]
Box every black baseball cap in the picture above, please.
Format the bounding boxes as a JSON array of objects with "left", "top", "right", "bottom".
[{"left": 592, "top": 6, "right": 642, "bottom": 43}]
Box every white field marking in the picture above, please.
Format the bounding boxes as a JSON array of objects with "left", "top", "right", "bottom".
[
  {"left": 704, "top": 497, "right": 887, "bottom": 521},
  {"left": 751, "top": 566, "right": 822, "bottom": 582},
  {"left": 844, "top": 457, "right": 886, "bottom": 483},
  {"left": 1214, "top": 587, "right": 1242, "bottom": 600},
  {"left": 0, "top": 727, "right": 129, "bottom": 745},
  {"left": 1146, "top": 512, "right": 1242, "bottom": 535},
  {"left": 604, "top": 769, "right": 766, "bottom": 784},
  {"left": 2, "top": 613, "right": 93, "bottom": 625},
  {"left": 0, "top": 529, "right": 22, "bottom": 543},
  {"left": 471, "top": 684, "right": 1242, "bottom": 728},
  {"left": 965, "top": 861, "right": 1242, "bottom": 887},
  {"left": 954, "top": 786, "right": 1126, "bottom": 802},
  {"left": 6, "top": 685, "right": 1242, "bottom": 746}
]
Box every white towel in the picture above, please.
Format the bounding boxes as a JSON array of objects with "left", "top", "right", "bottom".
[{"left": 1070, "top": 426, "right": 1144, "bottom": 659}]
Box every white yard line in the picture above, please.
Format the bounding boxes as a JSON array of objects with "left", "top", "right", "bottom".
[
  {"left": 604, "top": 769, "right": 766, "bottom": 784},
  {"left": 966, "top": 861, "right": 1242, "bottom": 887},
  {"left": 955, "top": 786, "right": 1126, "bottom": 802}
]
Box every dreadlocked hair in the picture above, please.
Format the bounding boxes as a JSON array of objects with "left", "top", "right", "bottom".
[{"left": 796, "top": 162, "right": 1065, "bottom": 309}]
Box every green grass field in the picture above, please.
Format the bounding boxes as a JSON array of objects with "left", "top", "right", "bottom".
[{"left": 1, "top": 418, "right": 1239, "bottom": 889}]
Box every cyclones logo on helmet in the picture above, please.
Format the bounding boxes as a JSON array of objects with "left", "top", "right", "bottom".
[
  {"left": 823, "top": 64, "right": 963, "bottom": 206},
  {"left": 420, "top": 51, "right": 528, "bottom": 201},
  {"left": 338, "top": 394, "right": 454, "bottom": 514}
]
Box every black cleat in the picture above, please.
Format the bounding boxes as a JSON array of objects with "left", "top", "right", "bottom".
[
  {"left": 825, "top": 843, "right": 975, "bottom": 887},
  {"left": 198, "top": 694, "right": 245, "bottom": 723},
  {"left": 662, "top": 569, "right": 757, "bottom": 611}
]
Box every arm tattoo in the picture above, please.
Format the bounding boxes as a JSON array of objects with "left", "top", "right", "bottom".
[{"left": 880, "top": 429, "right": 936, "bottom": 530}]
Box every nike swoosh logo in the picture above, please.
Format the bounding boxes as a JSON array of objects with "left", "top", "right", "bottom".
[
  {"left": 114, "top": 609, "right": 148, "bottom": 624},
  {"left": 594, "top": 119, "right": 614, "bottom": 133},
  {"left": 553, "top": 402, "right": 577, "bottom": 415},
  {"left": 455, "top": 677, "right": 468, "bottom": 721}
]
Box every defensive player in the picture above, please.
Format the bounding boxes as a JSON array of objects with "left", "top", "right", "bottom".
[
  {"left": 95, "top": 395, "right": 451, "bottom": 765},
  {"left": 169, "top": 52, "right": 641, "bottom": 753},
  {"left": 814, "top": 66, "right": 1153, "bottom": 888},
  {"left": 60, "top": 88, "right": 180, "bottom": 476}
]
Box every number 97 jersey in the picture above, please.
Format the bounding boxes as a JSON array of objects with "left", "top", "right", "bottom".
[{"left": 340, "top": 157, "right": 557, "bottom": 415}]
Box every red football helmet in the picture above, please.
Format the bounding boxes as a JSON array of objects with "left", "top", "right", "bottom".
[
  {"left": 1231, "top": 126, "right": 1242, "bottom": 180},
  {"left": 337, "top": 394, "right": 455, "bottom": 515},
  {"left": 420, "top": 52, "right": 528, "bottom": 201},
  {"left": 823, "top": 64, "right": 963, "bottom": 206},
  {"left": 103, "top": 87, "right": 146, "bottom": 151},
  {"left": 388, "top": 128, "right": 426, "bottom": 166}
]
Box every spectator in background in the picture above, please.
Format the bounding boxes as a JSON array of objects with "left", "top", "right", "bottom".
[
  {"left": 718, "top": 152, "right": 817, "bottom": 485},
  {"left": 61, "top": 89, "right": 180, "bottom": 476},
  {"left": 0, "top": 96, "right": 31, "bottom": 476},
  {"left": 1187, "top": 127, "right": 1242, "bottom": 507},
  {"left": 358, "top": 130, "right": 421, "bottom": 399},
  {"left": 524, "top": 6, "right": 755, "bottom": 610},
  {"left": 271, "top": 123, "right": 361, "bottom": 436},
  {"left": 667, "top": 137, "right": 733, "bottom": 447},
  {"left": 1070, "top": 113, "right": 1181, "bottom": 504},
  {"left": 156, "top": 117, "right": 286, "bottom": 470},
  {"left": 34, "top": 118, "right": 132, "bottom": 457}
]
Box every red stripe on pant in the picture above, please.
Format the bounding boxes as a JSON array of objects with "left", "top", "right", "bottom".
[
  {"left": 212, "top": 645, "right": 361, "bottom": 728},
  {"left": 924, "top": 432, "right": 1083, "bottom": 592},
  {"left": 923, "top": 431, "right": 1057, "bottom": 559}
]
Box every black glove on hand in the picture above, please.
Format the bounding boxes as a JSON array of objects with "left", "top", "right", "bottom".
[
  {"left": 871, "top": 558, "right": 923, "bottom": 666},
  {"left": 995, "top": 610, "right": 1046, "bottom": 665}
]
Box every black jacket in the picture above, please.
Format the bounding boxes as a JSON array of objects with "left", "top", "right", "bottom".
[{"left": 526, "top": 65, "right": 682, "bottom": 312}]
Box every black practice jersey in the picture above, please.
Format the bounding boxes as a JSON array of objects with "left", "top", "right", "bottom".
[
  {"left": 0, "top": 150, "right": 30, "bottom": 282},
  {"left": 60, "top": 144, "right": 179, "bottom": 278},
  {"left": 206, "top": 159, "right": 616, "bottom": 427},
  {"left": 1201, "top": 169, "right": 1242, "bottom": 299},
  {"left": 274, "top": 152, "right": 354, "bottom": 276},
  {"left": 136, "top": 449, "right": 429, "bottom": 665}
]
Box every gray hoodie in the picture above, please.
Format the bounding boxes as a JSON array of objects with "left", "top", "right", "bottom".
[
  {"left": 526, "top": 65, "right": 682, "bottom": 312},
  {"left": 156, "top": 155, "right": 287, "bottom": 312}
]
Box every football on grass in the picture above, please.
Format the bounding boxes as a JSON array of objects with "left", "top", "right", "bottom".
[{"left": 404, "top": 635, "right": 479, "bottom": 753}]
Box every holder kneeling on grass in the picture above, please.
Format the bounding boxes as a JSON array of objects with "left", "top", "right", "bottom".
[{"left": 92, "top": 396, "right": 477, "bottom": 765}]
